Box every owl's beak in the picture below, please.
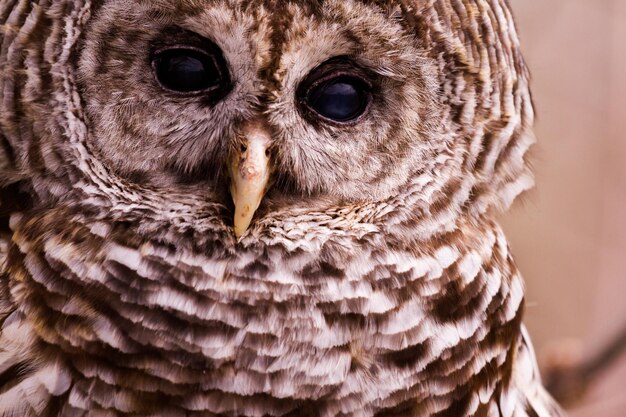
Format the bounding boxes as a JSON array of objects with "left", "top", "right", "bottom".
[{"left": 229, "top": 122, "right": 272, "bottom": 238}]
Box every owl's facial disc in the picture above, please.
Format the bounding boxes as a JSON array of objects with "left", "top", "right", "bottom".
[
  {"left": 78, "top": 0, "right": 443, "bottom": 228},
  {"left": 229, "top": 121, "right": 273, "bottom": 238}
]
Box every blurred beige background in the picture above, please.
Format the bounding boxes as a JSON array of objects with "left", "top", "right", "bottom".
[{"left": 503, "top": 1, "right": 626, "bottom": 416}]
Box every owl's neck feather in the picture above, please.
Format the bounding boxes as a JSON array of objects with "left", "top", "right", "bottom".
[{"left": 2, "top": 204, "right": 529, "bottom": 415}]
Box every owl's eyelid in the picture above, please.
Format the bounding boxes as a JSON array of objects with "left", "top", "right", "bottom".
[
  {"left": 152, "top": 45, "right": 213, "bottom": 58},
  {"left": 301, "top": 56, "right": 375, "bottom": 89},
  {"left": 304, "top": 70, "right": 373, "bottom": 94}
]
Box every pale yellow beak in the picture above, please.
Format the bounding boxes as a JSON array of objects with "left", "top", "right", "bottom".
[{"left": 229, "top": 122, "right": 272, "bottom": 238}]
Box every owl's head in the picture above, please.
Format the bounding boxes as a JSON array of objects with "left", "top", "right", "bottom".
[{"left": 1, "top": 0, "right": 535, "bottom": 243}]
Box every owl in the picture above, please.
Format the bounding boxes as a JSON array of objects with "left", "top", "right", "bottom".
[{"left": 0, "top": 0, "right": 564, "bottom": 416}]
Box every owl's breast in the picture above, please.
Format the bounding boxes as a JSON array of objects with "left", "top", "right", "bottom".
[{"left": 5, "top": 207, "right": 525, "bottom": 416}]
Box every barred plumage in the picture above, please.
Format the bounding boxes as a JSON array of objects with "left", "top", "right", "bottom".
[{"left": 0, "top": 0, "right": 563, "bottom": 416}]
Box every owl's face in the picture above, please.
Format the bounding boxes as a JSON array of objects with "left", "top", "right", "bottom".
[{"left": 78, "top": 0, "right": 446, "bottom": 236}]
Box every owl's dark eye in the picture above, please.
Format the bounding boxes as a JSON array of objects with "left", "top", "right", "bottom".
[
  {"left": 153, "top": 48, "right": 227, "bottom": 94},
  {"left": 306, "top": 76, "right": 370, "bottom": 122},
  {"left": 298, "top": 59, "right": 373, "bottom": 124}
]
